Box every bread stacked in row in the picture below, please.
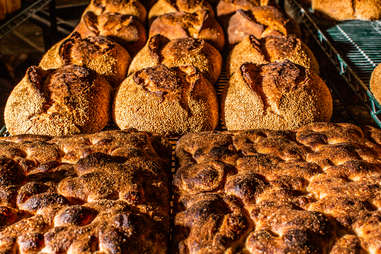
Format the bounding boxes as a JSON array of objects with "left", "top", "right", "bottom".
[
  {"left": 219, "top": 1, "right": 333, "bottom": 130},
  {"left": 4, "top": 0, "right": 148, "bottom": 136},
  {"left": 113, "top": 0, "right": 225, "bottom": 135}
]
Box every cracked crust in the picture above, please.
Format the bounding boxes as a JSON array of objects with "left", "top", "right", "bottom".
[
  {"left": 4, "top": 65, "right": 112, "bottom": 136},
  {"left": 174, "top": 122, "right": 381, "bottom": 253},
  {"left": 0, "top": 130, "right": 170, "bottom": 253},
  {"left": 113, "top": 65, "right": 219, "bottom": 136},
  {"left": 222, "top": 60, "right": 332, "bottom": 130},
  {"left": 370, "top": 63, "right": 381, "bottom": 104},
  {"left": 39, "top": 33, "right": 131, "bottom": 86}
]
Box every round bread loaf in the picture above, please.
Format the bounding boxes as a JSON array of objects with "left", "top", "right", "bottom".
[
  {"left": 74, "top": 11, "right": 146, "bottom": 55},
  {"left": 113, "top": 65, "right": 219, "bottom": 135},
  {"left": 4, "top": 65, "right": 112, "bottom": 136},
  {"left": 312, "top": 0, "right": 381, "bottom": 21},
  {"left": 39, "top": 33, "right": 131, "bottom": 86},
  {"left": 222, "top": 60, "right": 332, "bottom": 130},
  {"left": 149, "top": 10, "right": 225, "bottom": 50},
  {"left": 148, "top": 0, "right": 214, "bottom": 22},
  {"left": 370, "top": 63, "right": 381, "bottom": 103},
  {"left": 84, "top": 0, "right": 147, "bottom": 22},
  {"left": 228, "top": 35, "right": 319, "bottom": 75},
  {"left": 128, "top": 35, "right": 222, "bottom": 84}
]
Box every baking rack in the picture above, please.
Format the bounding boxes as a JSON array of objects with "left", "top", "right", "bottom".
[{"left": 284, "top": 0, "right": 381, "bottom": 128}]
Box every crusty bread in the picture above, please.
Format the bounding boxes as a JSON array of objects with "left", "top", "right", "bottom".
[
  {"left": 74, "top": 11, "right": 146, "bottom": 56},
  {"left": 216, "top": 0, "right": 272, "bottom": 17},
  {"left": 174, "top": 122, "right": 381, "bottom": 253},
  {"left": 149, "top": 10, "right": 225, "bottom": 50},
  {"left": 148, "top": 0, "right": 214, "bottom": 23},
  {"left": 128, "top": 35, "right": 222, "bottom": 84},
  {"left": 39, "top": 33, "right": 131, "bottom": 86},
  {"left": 0, "top": 130, "right": 170, "bottom": 253},
  {"left": 370, "top": 63, "right": 381, "bottom": 103},
  {"left": 84, "top": 0, "right": 147, "bottom": 22},
  {"left": 228, "top": 35, "right": 319, "bottom": 75},
  {"left": 222, "top": 60, "right": 332, "bottom": 130},
  {"left": 114, "top": 65, "right": 219, "bottom": 136},
  {"left": 312, "top": 0, "right": 381, "bottom": 21},
  {"left": 4, "top": 65, "right": 112, "bottom": 136}
]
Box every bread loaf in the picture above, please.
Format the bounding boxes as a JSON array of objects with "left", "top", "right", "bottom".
[
  {"left": 114, "top": 65, "right": 219, "bottom": 136},
  {"left": 4, "top": 65, "right": 112, "bottom": 136},
  {"left": 222, "top": 60, "right": 332, "bottom": 130},
  {"left": 129, "top": 35, "right": 222, "bottom": 84},
  {"left": 217, "top": 0, "right": 271, "bottom": 17},
  {"left": 39, "top": 33, "right": 131, "bottom": 86},
  {"left": 370, "top": 63, "right": 381, "bottom": 103}
]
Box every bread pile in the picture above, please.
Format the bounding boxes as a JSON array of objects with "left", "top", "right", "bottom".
[{"left": 0, "top": 0, "right": 21, "bottom": 21}]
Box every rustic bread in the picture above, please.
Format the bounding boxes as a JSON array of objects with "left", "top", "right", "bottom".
[
  {"left": 312, "top": 0, "right": 381, "bottom": 21},
  {"left": 370, "top": 63, "right": 381, "bottom": 103},
  {"left": 74, "top": 11, "right": 146, "bottom": 56},
  {"left": 216, "top": 0, "right": 272, "bottom": 17},
  {"left": 114, "top": 65, "right": 219, "bottom": 136},
  {"left": 174, "top": 122, "right": 381, "bottom": 253},
  {"left": 4, "top": 65, "right": 112, "bottom": 136},
  {"left": 39, "top": 33, "right": 131, "bottom": 86},
  {"left": 128, "top": 35, "right": 222, "bottom": 84},
  {"left": 149, "top": 10, "right": 225, "bottom": 50},
  {"left": 148, "top": 0, "right": 214, "bottom": 23},
  {"left": 84, "top": 0, "right": 147, "bottom": 22},
  {"left": 222, "top": 60, "right": 332, "bottom": 130},
  {"left": 0, "top": 130, "right": 170, "bottom": 253},
  {"left": 228, "top": 35, "right": 319, "bottom": 75}
]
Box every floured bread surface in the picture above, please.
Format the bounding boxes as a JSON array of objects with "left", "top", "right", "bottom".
[
  {"left": 0, "top": 130, "right": 170, "bottom": 253},
  {"left": 174, "top": 122, "right": 381, "bottom": 253}
]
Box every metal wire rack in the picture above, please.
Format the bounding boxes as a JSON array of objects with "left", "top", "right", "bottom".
[{"left": 285, "top": 0, "right": 381, "bottom": 127}]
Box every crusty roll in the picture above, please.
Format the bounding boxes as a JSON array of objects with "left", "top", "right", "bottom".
[
  {"left": 114, "top": 65, "right": 219, "bottom": 135},
  {"left": 129, "top": 35, "right": 222, "bottom": 84},
  {"left": 84, "top": 0, "right": 147, "bottom": 22},
  {"left": 216, "top": 0, "right": 271, "bottom": 17},
  {"left": 74, "top": 11, "right": 146, "bottom": 55},
  {"left": 226, "top": 7, "right": 301, "bottom": 44},
  {"left": 370, "top": 63, "right": 381, "bottom": 103},
  {"left": 39, "top": 33, "right": 131, "bottom": 86},
  {"left": 222, "top": 60, "right": 332, "bottom": 130},
  {"left": 228, "top": 35, "right": 319, "bottom": 75},
  {"left": 149, "top": 10, "right": 225, "bottom": 50},
  {"left": 312, "top": 0, "right": 381, "bottom": 21},
  {"left": 4, "top": 65, "right": 112, "bottom": 136},
  {"left": 148, "top": 0, "right": 214, "bottom": 22}
]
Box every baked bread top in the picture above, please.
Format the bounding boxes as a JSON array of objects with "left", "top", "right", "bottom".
[
  {"left": 39, "top": 33, "right": 131, "bottom": 86},
  {"left": 128, "top": 35, "right": 222, "bottom": 84},
  {"left": 370, "top": 63, "right": 381, "bottom": 103},
  {"left": 174, "top": 122, "right": 381, "bottom": 253},
  {"left": 216, "top": 0, "right": 271, "bottom": 17},
  {"left": 149, "top": 10, "right": 225, "bottom": 50},
  {"left": 0, "top": 130, "right": 170, "bottom": 253}
]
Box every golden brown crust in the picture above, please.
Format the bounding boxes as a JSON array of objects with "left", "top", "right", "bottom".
[
  {"left": 216, "top": 0, "right": 271, "bottom": 17},
  {"left": 84, "top": 0, "right": 147, "bottom": 22},
  {"left": 370, "top": 63, "right": 381, "bottom": 103},
  {"left": 222, "top": 60, "right": 332, "bottom": 130},
  {"left": 39, "top": 33, "right": 131, "bottom": 86},
  {"left": 149, "top": 10, "right": 225, "bottom": 50},
  {"left": 228, "top": 35, "right": 319, "bottom": 75},
  {"left": 312, "top": 0, "right": 381, "bottom": 21},
  {"left": 174, "top": 122, "right": 381, "bottom": 253},
  {"left": 129, "top": 35, "right": 222, "bottom": 84},
  {"left": 113, "top": 65, "right": 219, "bottom": 136},
  {"left": 4, "top": 65, "right": 112, "bottom": 136},
  {"left": 0, "top": 130, "right": 170, "bottom": 253},
  {"left": 74, "top": 11, "right": 146, "bottom": 56}
]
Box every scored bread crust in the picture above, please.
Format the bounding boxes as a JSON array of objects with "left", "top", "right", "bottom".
[
  {"left": 174, "top": 122, "right": 381, "bottom": 253},
  {"left": 370, "top": 63, "right": 381, "bottom": 103},
  {"left": 222, "top": 60, "right": 332, "bottom": 131},
  {"left": 39, "top": 33, "right": 131, "bottom": 86},
  {"left": 128, "top": 35, "right": 222, "bottom": 84},
  {"left": 4, "top": 65, "right": 112, "bottom": 136},
  {"left": 114, "top": 65, "right": 219, "bottom": 136},
  {"left": 149, "top": 10, "right": 225, "bottom": 50},
  {"left": 0, "top": 130, "right": 170, "bottom": 253}
]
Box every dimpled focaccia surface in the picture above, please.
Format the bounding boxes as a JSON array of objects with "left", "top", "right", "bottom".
[
  {"left": 0, "top": 130, "right": 170, "bottom": 253},
  {"left": 174, "top": 122, "right": 381, "bottom": 254}
]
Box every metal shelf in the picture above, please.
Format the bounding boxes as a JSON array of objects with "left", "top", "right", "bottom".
[{"left": 285, "top": 0, "right": 381, "bottom": 127}]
